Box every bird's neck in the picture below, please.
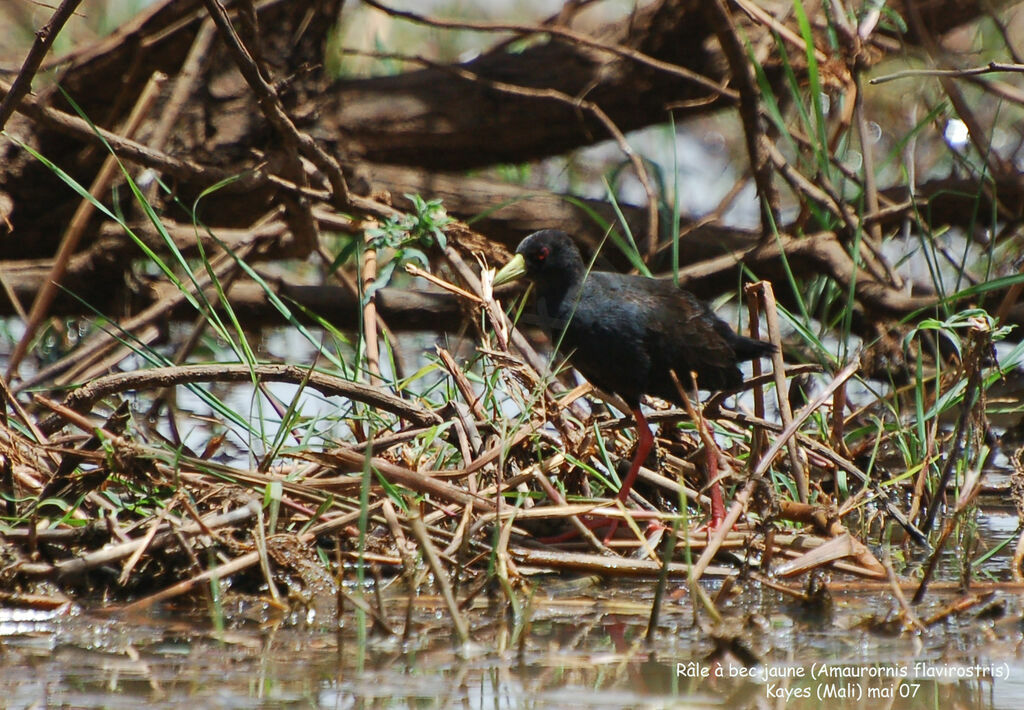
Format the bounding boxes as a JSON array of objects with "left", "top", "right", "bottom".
[{"left": 533, "top": 275, "right": 582, "bottom": 326}]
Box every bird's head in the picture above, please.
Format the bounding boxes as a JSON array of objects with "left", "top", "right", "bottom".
[{"left": 492, "top": 229, "right": 584, "bottom": 288}]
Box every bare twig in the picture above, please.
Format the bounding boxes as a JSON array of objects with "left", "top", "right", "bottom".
[
  {"left": 0, "top": 0, "right": 84, "bottom": 130},
  {"left": 361, "top": 0, "right": 737, "bottom": 101},
  {"left": 703, "top": 0, "right": 780, "bottom": 238},
  {"left": 870, "top": 61, "right": 1024, "bottom": 85}
]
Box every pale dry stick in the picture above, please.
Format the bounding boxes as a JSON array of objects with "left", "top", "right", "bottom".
[
  {"left": 489, "top": 503, "right": 670, "bottom": 525},
  {"left": 7, "top": 71, "right": 166, "bottom": 379},
  {"left": 16, "top": 501, "right": 260, "bottom": 579},
  {"left": 882, "top": 550, "right": 925, "bottom": 632},
  {"left": 751, "top": 359, "right": 861, "bottom": 481},
  {"left": 381, "top": 498, "right": 418, "bottom": 578},
  {"left": 753, "top": 281, "right": 807, "bottom": 502},
  {"left": 362, "top": 232, "right": 382, "bottom": 384},
  {"left": 636, "top": 458, "right": 705, "bottom": 508},
  {"left": 120, "top": 550, "right": 260, "bottom": 613},
  {"left": 527, "top": 458, "right": 611, "bottom": 553},
  {"left": 447, "top": 247, "right": 509, "bottom": 350},
  {"left": 436, "top": 346, "right": 486, "bottom": 420},
  {"left": 303, "top": 501, "right": 385, "bottom": 538},
  {"left": 670, "top": 369, "right": 726, "bottom": 525},
  {"left": 405, "top": 263, "right": 481, "bottom": 304},
  {"left": 318, "top": 239, "right": 404, "bottom": 380},
  {"left": 408, "top": 503, "right": 471, "bottom": 645},
  {"left": 774, "top": 532, "right": 884, "bottom": 578},
  {"left": 516, "top": 548, "right": 734, "bottom": 578},
  {"left": 493, "top": 498, "right": 531, "bottom": 603},
  {"left": 380, "top": 498, "right": 422, "bottom": 642},
  {"left": 118, "top": 502, "right": 175, "bottom": 586},
  {"left": 443, "top": 498, "right": 474, "bottom": 560},
  {"left": 449, "top": 246, "right": 589, "bottom": 423},
  {"left": 328, "top": 448, "right": 493, "bottom": 513},
  {"left": 253, "top": 503, "right": 282, "bottom": 604}
]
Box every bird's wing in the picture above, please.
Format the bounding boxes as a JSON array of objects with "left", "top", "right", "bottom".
[{"left": 640, "top": 281, "right": 741, "bottom": 392}]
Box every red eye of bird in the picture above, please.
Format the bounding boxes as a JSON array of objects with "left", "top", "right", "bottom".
[{"left": 537, "top": 246, "right": 549, "bottom": 261}]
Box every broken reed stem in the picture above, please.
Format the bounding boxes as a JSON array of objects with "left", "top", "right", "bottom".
[
  {"left": 670, "top": 369, "right": 724, "bottom": 524},
  {"left": 752, "top": 280, "right": 808, "bottom": 502},
  {"left": 362, "top": 231, "right": 382, "bottom": 385},
  {"left": 408, "top": 502, "right": 471, "bottom": 645},
  {"left": 920, "top": 325, "right": 989, "bottom": 534},
  {"left": 743, "top": 282, "right": 768, "bottom": 460}
]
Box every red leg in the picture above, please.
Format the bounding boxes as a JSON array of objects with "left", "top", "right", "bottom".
[
  {"left": 539, "top": 408, "right": 656, "bottom": 544},
  {"left": 590, "top": 407, "right": 655, "bottom": 542},
  {"left": 705, "top": 439, "right": 726, "bottom": 528},
  {"left": 617, "top": 407, "right": 654, "bottom": 503}
]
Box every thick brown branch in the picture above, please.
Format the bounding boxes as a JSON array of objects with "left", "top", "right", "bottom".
[{"left": 47, "top": 364, "right": 442, "bottom": 433}]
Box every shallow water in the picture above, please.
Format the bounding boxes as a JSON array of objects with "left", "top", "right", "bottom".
[{"left": 3, "top": 573, "right": 1024, "bottom": 710}]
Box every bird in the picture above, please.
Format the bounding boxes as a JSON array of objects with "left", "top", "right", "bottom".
[{"left": 492, "top": 229, "right": 775, "bottom": 527}]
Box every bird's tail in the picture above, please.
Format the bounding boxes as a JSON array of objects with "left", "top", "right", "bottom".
[{"left": 730, "top": 333, "right": 777, "bottom": 362}]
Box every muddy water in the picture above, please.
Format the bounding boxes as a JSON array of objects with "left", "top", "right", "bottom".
[{"left": 3, "top": 573, "right": 1024, "bottom": 709}]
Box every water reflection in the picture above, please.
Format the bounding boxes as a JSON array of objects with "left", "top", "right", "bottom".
[{"left": 2, "top": 581, "right": 1024, "bottom": 709}]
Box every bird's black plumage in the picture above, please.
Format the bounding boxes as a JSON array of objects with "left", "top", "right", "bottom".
[
  {"left": 493, "top": 229, "right": 775, "bottom": 520},
  {"left": 494, "top": 229, "right": 774, "bottom": 407}
]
